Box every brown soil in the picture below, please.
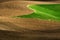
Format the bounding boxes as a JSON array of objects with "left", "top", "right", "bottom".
[{"left": 0, "top": 1, "right": 60, "bottom": 40}]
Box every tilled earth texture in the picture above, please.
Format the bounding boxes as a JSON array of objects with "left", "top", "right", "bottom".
[{"left": 0, "top": 1, "right": 60, "bottom": 40}]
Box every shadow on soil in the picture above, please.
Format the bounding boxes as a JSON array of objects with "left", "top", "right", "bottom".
[{"left": 0, "top": 30, "right": 60, "bottom": 40}]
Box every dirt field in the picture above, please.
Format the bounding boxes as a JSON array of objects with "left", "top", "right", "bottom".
[{"left": 0, "top": 1, "right": 60, "bottom": 40}]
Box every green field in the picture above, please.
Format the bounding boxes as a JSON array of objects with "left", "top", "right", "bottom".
[{"left": 16, "top": 4, "right": 60, "bottom": 21}]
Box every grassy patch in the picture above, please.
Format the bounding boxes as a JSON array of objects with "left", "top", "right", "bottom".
[{"left": 15, "top": 4, "right": 60, "bottom": 21}]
